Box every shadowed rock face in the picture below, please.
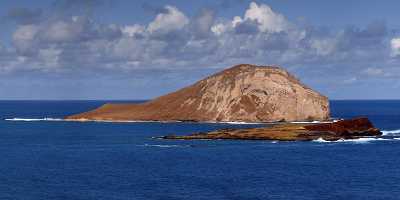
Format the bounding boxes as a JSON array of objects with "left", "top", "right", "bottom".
[
  {"left": 162, "top": 118, "right": 382, "bottom": 141},
  {"left": 66, "top": 64, "right": 330, "bottom": 122}
]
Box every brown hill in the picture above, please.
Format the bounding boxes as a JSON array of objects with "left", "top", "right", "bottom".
[{"left": 66, "top": 64, "right": 330, "bottom": 122}]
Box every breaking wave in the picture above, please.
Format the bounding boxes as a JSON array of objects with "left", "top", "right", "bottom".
[
  {"left": 219, "top": 121, "right": 265, "bottom": 125},
  {"left": 137, "top": 144, "right": 191, "bottom": 148},
  {"left": 4, "top": 118, "right": 185, "bottom": 123},
  {"left": 290, "top": 119, "right": 339, "bottom": 124},
  {"left": 291, "top": 121, "right": 323, "bottom": 124},
  {"left": 4, "top": 118, "right": 266, "bottom": 124},
  {"left": 381, "top": 129, "right": 400, "bottom": 136},
  {"left": 5, "top": 118, "right": 63, "bottom": 122},
  {"left": 313, "top": 137, "right": 392, "bottom": 143}
]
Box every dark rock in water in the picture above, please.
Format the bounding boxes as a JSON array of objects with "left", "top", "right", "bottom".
[
  {"left": 66, "top": 64, "right": 329, "bottom": 122},
  {"left": 161, "top": 117, "right": 382, "bottom": 141},
  {"left": 303, "top": 118, "right": 381, "bottom": 137}
]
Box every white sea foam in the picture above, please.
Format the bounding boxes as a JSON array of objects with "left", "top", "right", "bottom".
[
  {"left": 381, "top": 129, "right": 400, "bottom": 136},
  {"left": 290, "top": 120, "right": 339, "bottom": 124},
  {"left": 313, "top": 137, "right": 391, "bottom": 143},
  {"left": 4, "top": 117, "right": 267, "bottom": 124},
  {"left": 138, "top": 144, "right": 190, "bottom": 148},
  {"left": 291, "top": 121, "right": 322, "bottom": 124},
  {"left": 5, "top": 118, "right": 63, "bottom": 122},
  {"left": 68, "top": 119, "right": 160, "bottom": 123},
  {"left": 70, "top": 119, "right": 266, "bottom": 124},
  {"left": 4, "top": 118, "right": 181, "bottom": 123},
  {"left": 219, "top": 121, "right": 265, "bottom": 125},
  {"left": 313, "top": 138, "right": 331, "bottom": 143}
]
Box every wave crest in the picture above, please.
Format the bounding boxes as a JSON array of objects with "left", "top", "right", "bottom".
[
  {"left": 4, "top": 118, "right": 265, "bottom": 124},
  {"left": 313, "top": 137, "right": 391, "bottom": 143},
  {"left": 382, "top": 129, "right": 400, "bottom": 136},
  {"left": 137, "top": 144, "right": 191, "bottom": 148},
  {"left": 5, "top": 118, "right": 63, "bottom": 122}
]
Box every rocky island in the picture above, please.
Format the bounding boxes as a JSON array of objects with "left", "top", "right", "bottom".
[
  {"left": 162, "top": 118, "right": 382, "bottom": 141},
  {"left": 67, "top": 64, "right": 330, "bottom": 122},
  {"left": 67, "top": 64, "right": 382, "bottom": 141}
]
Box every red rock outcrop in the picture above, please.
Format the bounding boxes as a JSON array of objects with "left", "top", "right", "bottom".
[
  {"left": 304, "top": 117, "right": 381, "bottom": 136},
  {"left": 66, "top": 64, "right": 330, "bottom": 122}
]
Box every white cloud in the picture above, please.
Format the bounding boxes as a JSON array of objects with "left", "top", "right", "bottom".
[
  {"left": 112, "top": 37, "right": 140, "bottom": 58},
  {"left": 211, "top": 23, "right": 228, "bottom": 35},
  {"left": 343, "top": 77, "right": 358, "bottom": 84},
  {"left": 310, "top": 38, "right": 337, "bottom": 56},
  {"left": 38, "top": 47, "right": 62, "bottom": 69},
  {"left": 147, "top": 5, "right": 189, "bottom": 35},
  {"left": 361, "top": 67, "right": 400, "bottom": 78},
  {"left": 232, "top": 16, "right": 243, "bottom": 27},
  {"left": 363, "top": 67, "right": 384, "bottom": 76},
  {"left": 121, "top": 25, "right": 145, "bottom": 37},
  {"left": 192, "top": 9, "right": 215, "bottom": 38},
  {"left": 2, "top": 0, "right": 397, "bottom": 83},
  {"left": 233, "top": 2, "right": 290, "bottom": 33},
  {"left": 45, "top": 21, "right": 78, "bottom": 42},
  {"left": 12, "top": 24, "right": 39, "bottom": 53},
  {"left": 390, "top": 38, "right": 400, "bottom": 57},
  {"left": 13, "top": 25, "right": 38, "bottom": 41},
  {"left": 43, "top": 17, "right": 89, "bottom": 42}
]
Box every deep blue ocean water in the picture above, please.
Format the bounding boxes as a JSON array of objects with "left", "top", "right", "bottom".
[{"left": 0, "top": 100, "right": 400, "bottom": 200}]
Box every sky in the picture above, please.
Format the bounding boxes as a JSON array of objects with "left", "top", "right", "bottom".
[{"left": 1, "top": 0, "right": 400, "bottom": 100}]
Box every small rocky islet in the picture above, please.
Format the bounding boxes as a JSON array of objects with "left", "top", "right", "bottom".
[
  {"left": 162, "top": 118, "right": 382, "bottom": 141},
  {"left": 67, "top": 64, "right": 382, "bottom": 141}
]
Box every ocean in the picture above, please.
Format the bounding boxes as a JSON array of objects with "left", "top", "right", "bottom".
[{"left": 0, "top": 100, "right": 400, "bottom": 200}]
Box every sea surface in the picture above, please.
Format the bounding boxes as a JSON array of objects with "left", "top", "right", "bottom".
[{"left": 0, "top": 100, "right": 400, "bottom": 200}]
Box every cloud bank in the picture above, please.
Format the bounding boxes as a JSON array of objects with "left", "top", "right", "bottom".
[{"left": 1, "top": 1, "right": 400, "bottom": 99}]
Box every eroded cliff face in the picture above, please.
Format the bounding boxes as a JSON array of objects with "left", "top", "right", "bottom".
[{"left": 67, "top": 64, "right": 330, "bottom": 122}]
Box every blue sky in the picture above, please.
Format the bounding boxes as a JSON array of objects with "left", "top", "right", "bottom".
[{"left": 1, "top": 0, "right": 400, "bottom": 100}]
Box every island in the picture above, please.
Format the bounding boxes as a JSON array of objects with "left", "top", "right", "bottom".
[
  {"left": 66, "top": 64, "right": 329, "bottom": 122},
  {"left": 161, "top": 117, "right": 382, "bottom": 141},
  {"left": 66, "top": 64, "right": 382, "bottom": 141}
]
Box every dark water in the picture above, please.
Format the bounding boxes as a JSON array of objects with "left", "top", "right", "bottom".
[{"left": 0, "top": 100, "right": 400, "bottom": 200}]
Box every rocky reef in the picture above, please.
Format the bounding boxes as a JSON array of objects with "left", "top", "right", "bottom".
[
  {"left": 162, "top": 118, "right": 382, "bottom": 141},
  {"left": 66, "top": 64, "right": 329, "bottom": 122}
]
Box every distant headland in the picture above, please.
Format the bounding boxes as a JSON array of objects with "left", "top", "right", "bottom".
[{"left": 66, "top": 64, "right": 330, "bottom": 122}]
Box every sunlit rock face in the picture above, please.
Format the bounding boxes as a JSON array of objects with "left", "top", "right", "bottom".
[{"left": 67, "top": 64, "right": 330, "bottom": 122}]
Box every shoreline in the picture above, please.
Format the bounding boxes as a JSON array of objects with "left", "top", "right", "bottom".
[
  {"left": 4, "top": 117, "right": 340, "bottom": 125},
  {"left": 160, "top": 118, "right": 382, "bottom": 142}
]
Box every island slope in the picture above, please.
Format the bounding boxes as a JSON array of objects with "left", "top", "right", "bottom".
[{"left": 66, "top": 64, "right": 330, "bottom": 122}]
